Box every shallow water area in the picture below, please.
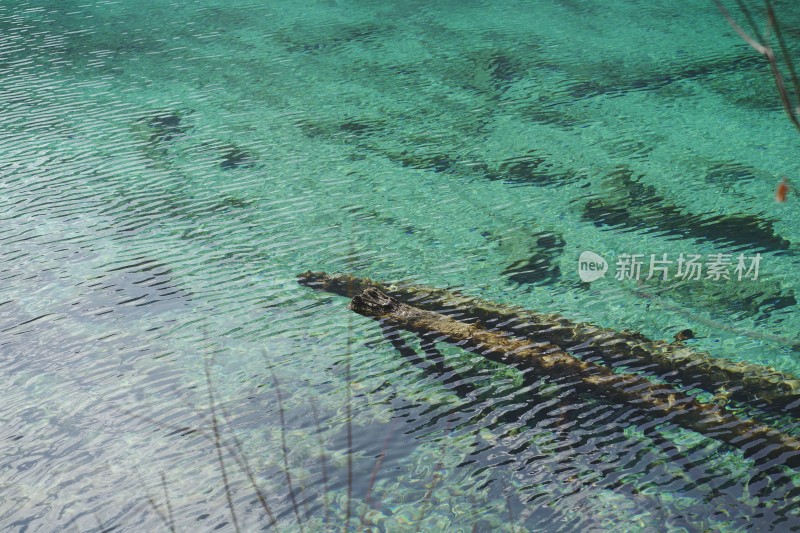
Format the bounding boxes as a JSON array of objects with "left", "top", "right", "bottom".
[{"left": 2, "top": 0, "right": 800, "bottom": 531}]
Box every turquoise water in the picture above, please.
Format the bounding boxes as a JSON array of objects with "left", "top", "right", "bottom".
[{"left": 2, "top": 0, "right": 800, "bottom": 530}]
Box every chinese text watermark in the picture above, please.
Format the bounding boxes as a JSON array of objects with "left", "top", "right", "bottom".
[{"left": 578, "top": 251, "right": 761, "bottom": 283}]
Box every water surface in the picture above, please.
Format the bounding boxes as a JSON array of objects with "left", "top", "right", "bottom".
[{"left": 1, "top": 0, "right": 800, "bottom": 531}]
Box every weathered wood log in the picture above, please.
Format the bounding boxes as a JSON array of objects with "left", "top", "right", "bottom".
[
  {"left": 346, "top": 286, "right": 800, "bottom": 468},
  {"left": 297, "top": 271, "right": 800, "bottom": 416}
]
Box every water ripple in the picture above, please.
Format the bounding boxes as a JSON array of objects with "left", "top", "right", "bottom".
[{"left": 2, "top": 0, "right": 800, "bottom": 530}]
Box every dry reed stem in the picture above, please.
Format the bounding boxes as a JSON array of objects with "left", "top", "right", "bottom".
[
  {"left": 413, "top": 427, "right": 450, "bottom": 533},
  {"left": 715, "top": 0, "right": 800, "bottom": 132},
  {"left": 359, "top": 418, "right": 397, "bottom": 530},
  {"left": 218, "top": 403, "right": 280, "bottom": 529},
  {"left": 310, "top": 399, "right": 331, "bottom": 527},
  {"left": 271, "top": 372, "right": 305, "bottom": 531},
  {"left": 205, "top": 358, "right": 241, "bottom": 533},
  {"left": 136, "top": 469, "right": 175, "bottom": 532}
]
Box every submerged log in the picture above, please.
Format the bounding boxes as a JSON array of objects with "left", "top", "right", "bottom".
[
  {"left": 346, "top": 286, "right": 800, "bottom": 467},
  {"left": 297, "top": 271, "right": 800, "bottom": 416}
]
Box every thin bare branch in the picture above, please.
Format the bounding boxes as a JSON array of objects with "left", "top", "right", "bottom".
[
  {"left": 413, "top": 429, "right": 450, "bottom": 533},
  {"left": 272, "top": 372, "right": 305, "bottom": 531},
  {"left": 735, "top": 0, "right": 766, "bottom": 43},
  {"left": 123, "top": 394, "right": 282, "bottom": 530},
  {"left": 504, "top": 482, "right": 516, "bottom": 533},
  {"left": 218, "top": 403, "right": 280, "bottom": 529},
  {"left": 205, "top": 358, "right": 241, "bottom": 533},
  {"left": 136, "top": 470, "right": 174, "bottom": 532},
  {"left": 93, "top": 513, "right": 105, "bottom": 533},
  {"left": 344, "top": 362, "right": 353, "bottom": 533},
  {"left": 765, "top": 0, "right": 800, "bottom": 115},
  {"left": 715, "top": 0, "right": 800, "bottom": 133},
  {"left": 344, "top": 270, "right": 357, "bottom": 533},
  {"left": 359, "top": 418, "right": 396, "bottom": 529},
  {"left": 714, "top": 0, "right": 770, "bottom": 54},
  {"left": 160, "top": 473, "right": 176, "bottom": 533},
  {"left": 310, "top": 400, "right": 331, "bottom": 528},
  {"left": 766, "top": 49, "right": 800, "bottom": 131}
]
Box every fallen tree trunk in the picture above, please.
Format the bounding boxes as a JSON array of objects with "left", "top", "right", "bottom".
[
  {"left": 346, "top": 286, "right": 800, "bottom": 468},
  {"left": 297, "top": 271, "right": 800, "bottom": 416}
]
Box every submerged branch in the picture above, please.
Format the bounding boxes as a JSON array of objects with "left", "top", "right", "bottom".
[
  {"left": 345, "top": 286, "right": 800, "bottom": 467},
  {"left": 298, "top": 271, "right": 800, "bottom": 416}
]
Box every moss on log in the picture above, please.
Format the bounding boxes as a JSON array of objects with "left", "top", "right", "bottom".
[
  {"left": 343, "top": 286, "right": 800, "bottom": 467},
  {"left": 297, "top": 271, "right": 800, "bottom": 417}
]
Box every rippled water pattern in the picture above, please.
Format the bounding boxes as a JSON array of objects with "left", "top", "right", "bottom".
[{"left": 2, "top": 0, "right": 800, "bottom": 531}]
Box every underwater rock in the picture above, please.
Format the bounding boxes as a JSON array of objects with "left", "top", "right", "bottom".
[
  {"left": 148, "top": 113, "right": 181, "bottom": 131},
  {"left": 135, "top": 110, "right": 191, "bottom": 144},
  {"left": 502, "top": 231, "right": 565, "bottom": 286},
  {"left": 486, "top": 53, "right": 521, "bottom": 89},
  {"left": 281, "top": 22, "right": 386, "bottom": 54},
  {"left": 219, "top": 146, "right": 256, "bottom": 170},
  {"left": 211, "top": 195, "right": 253, "bottom": 211},
  {"left": 296, "top": 113, "right": 580, "bottom": 189},
  {"left": 660, "top": 278, "right": 797, "bottom": 323},
  {"left": 297, "top": 116, "right": 383, "bottom": 139},
  {"left": 338, "top": 120, "right": 374, "bottom": 135},
  {"left": 582, "top": 166, "right": 791, "bottom": 253},
  {"left": 704, "top": 162, "right": 760, "bottom": 186},
  {"left": 563, "top": 54, "right": 765, "bottom": 101},
  {"left": 492, "top": 151, "right": 580, "bottom": 187},
  {"left": 389, "top": 151, "right": 458, "bottom": 173},
  {"left": 464, "top": 50, "right": 526, "bottom": 95},
  {"left": 518, "top": 104, "right": 582, "bottom": 129},
  {"left": 596, "top": 135, "right": 659, "bottom": 161}
]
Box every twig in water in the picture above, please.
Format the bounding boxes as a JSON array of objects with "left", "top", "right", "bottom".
[
  {"left": 344, "top": 358, "right": 354, "bottom": 533},
  {"left": 715, "top": 0, "right": 800, "bottom": 132},
  {"left": 310, "top": 399, "right": 331, "bottom": 528},
  {"left": 136, "top": 470, "right": 175, "bottom": 533},
  {"left": 93, "top": 512, "right": 118, "bottom": 533},
  {"left": 272, "top": 372, "right": 305, "bottom": 532},
  {"left": 413, "top": 428, "right": 450, "bottom": 533},
  {"left": 359, "top": 418, "right": 397, "bottom": 530},
  {"left": 503, "top": 481, "right": 516, "bottom": 533},
  {"left": 344, "top": 269, "right": 357, "bottom": 533},
  {"left": 218, "top": 402, "right": 280, "bottom": 529},
  {"left": 205, "top": 357, "right": 241, "bottom": 533},
  {"left": 123, "top": 403, "right": 281, "bottom": 530},
  {"left": 766, "top": 0, "right": 800, "bottom": 98},
  {"left": 160, "top": 473, "right": 175, "bottom": 532}
]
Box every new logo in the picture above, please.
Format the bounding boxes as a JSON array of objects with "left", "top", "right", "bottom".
[{"left": 578, "top": 251, "right": 608, "bottom": 282}]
